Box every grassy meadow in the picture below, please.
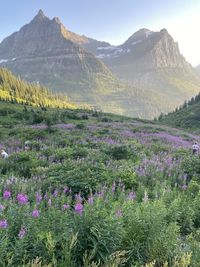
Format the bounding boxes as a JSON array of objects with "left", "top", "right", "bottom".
[{"left": 0, "top": 102, "right": 200, "bottom": 266}]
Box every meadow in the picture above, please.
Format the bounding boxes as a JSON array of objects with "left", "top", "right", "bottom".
[{"left": 0, "top": 102, "right": 200, "bottom": 266}]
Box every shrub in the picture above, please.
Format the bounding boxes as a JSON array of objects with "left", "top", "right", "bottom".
[
  {"left": 0, "top": 152, "right": 47, "bottom": 178},
  {"left": 106, "top": 145, "right": 132, "bottom": 160},
  {"left": 123, "top": 201, "right": 180, "bottom": 265}
]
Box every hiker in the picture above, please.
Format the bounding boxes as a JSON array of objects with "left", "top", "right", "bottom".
[
  {"left": 0, "top": 149, "right": 9, "bottom": 159},
  {"left": 192, "top": 142, "right": 199, "bottom": 155}
]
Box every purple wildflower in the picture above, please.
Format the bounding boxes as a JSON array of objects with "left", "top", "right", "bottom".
[
  {"left": 18, "top": 227, "right": 26, "bottom": 239},
  {"left": 0, "top": 219, "right": 8, "bottom": 229},
  {"left": 75, "top": 193, "right": 82, "bottom": 203},
  {"left": 53, "top": 189, "right": 59, "bottom": 197},
  {"left": 115, "top": 209, "right": 123, "bottom": 217},
  {"left": 74, "top": 203, "right": 83, "bottom": 215},
  {"left": 0, "top": 204, "right": 5, "bottom": 211},
  {"left": 63, "top": 187, "right": 69, "bottom": 194},
  {"left": 88, "top": 195, "right": 94, "bottom": 205},
  {"left": 182, "top": 173, "right": 188, "bottom": 181},
  {"left": 181, "top": 184, "right": 187, "bottom": 190},
  {"left": 62, "top": 204, "right": 70, "bottom": 211},
  {"left": 32, "top": 209, "right": 40, "bottom": 218},
  {"left": 17, "top": 194, "right": 28, "bottom": 205},
  {"left": 36, "top": 192, "right": 42, "bottom": 204},
  {"left": 127, "top": 191, "right": 136, "bottom": 201},
  {"left": 3, "top": 190, "right": 11, "bottom": 199}
]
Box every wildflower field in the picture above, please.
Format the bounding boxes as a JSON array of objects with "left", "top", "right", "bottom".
[{"left": 0, "top": 102, "right": 200, "bottom": 266}]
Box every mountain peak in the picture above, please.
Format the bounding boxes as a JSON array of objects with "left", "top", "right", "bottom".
[
  {"left": 159, "top": 28, "right": 168, "bottom": 35},
  {"left": 137, "top": 28, "right": 152, "bottom": 33},
  {"left": 52, "top": 17, "right": 61, "bottom": 24},
  {"left": 32, "top": 9, "right": 48, "bottom": 22},
  {"left": 121, "top": 28, "right": 154, "bottom": 48},
  {"left": 133, "top": 28, "right": 154, "bottom": 38},
  {"left": 37, "top": 9, "right": 45, "bottom": 17}
]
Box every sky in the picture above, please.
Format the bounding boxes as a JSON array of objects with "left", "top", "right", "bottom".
[{"left": 0, "top": 0, "right": 200, "bottom": 66}]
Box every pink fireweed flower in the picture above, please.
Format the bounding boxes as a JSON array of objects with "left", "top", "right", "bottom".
[
  {"left": 63, "top": 187, "right": 69, "bottom": 194},
  {"left": 127, "top": 191, "right": 136, "bottom": 201},
  {"left": 74, "top": 203, "right": 83, "bottom": 215},
  {"left": 53, "top": 189, "right": 59, "bottom": 197},
  {"left": 0, "top": 219, "right": 8, "bottom": 228},
  {"left": 17, "top": 194, "right": 28, "bottom": 205},
  {"left": 75, "top": 193, "right": 82, "bottom": 203},
  {"left": 62, "top": 204, "right": 70, "bottom": 211},
  {"left": 88, "top": 195, "right": 94, "bottom": 205},
  {"left": 32, "top": 209, "right": 40, "bottom": 218},
  {"left": 3, "top": 190, "right": 11, "bottom": 199},
  {"left": 181, "top": 184, "right": 187, "bottom": 190},
  {"left": 18, "top": 227, "right": 26, "bottom": 239},
  {"left": 0, "top": 204, "right": 5, "bottom": 211},
  {"left": 115, "top": 209, "right": 123, "bottom": 217},
  {"left": 36, "top": 192, "right": 42, "bottom": 204}
]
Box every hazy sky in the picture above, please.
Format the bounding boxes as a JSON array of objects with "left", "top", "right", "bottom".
[{"left": 1, "top": 0, "right": 200, "bottom": 66}]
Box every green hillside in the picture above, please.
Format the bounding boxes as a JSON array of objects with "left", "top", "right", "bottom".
[
  {"left": 158, "top": 92, "right": 200, "bottom": 130},
  {"left": 0, "top": 68, "right": 76, "bottom": 109}
]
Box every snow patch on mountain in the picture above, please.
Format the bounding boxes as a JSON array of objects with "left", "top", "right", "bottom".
[
  {"left": 97, "top": 46, "right": 117, "bottom": 50},
  {"left": 145, "top": 31, "right": 153, "bottom": 38},
  {"left": 0, "top": 59, "right": 9, "bottom": 63},
  {"left": 0, "top": 58, "right": 16, "bottom": 64},
  {"left": 132, "top": 40, "right": 142, "bottom": 45},
  {"left": 96, "top": 46, "right": 130, "bottom": 58}
]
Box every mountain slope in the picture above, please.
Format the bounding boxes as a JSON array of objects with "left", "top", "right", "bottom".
[
  {"left": 158, "top": 92, "right": 200, "bottom": 129},
  {"left": 83, "top": 28, "right": 200, "bottom": 114},
  {"left": 0, "top": 68, "right": 76, "bottom": 109}
]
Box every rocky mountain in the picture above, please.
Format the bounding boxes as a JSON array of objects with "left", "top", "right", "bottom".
[
  {"left": 0, "top": 10, "right": 161, "bottom": 118},
  {"left": 0, "top": 10, "right": 117, "bottom": 105},
  {"left": 83, "top": 28, "right": 200, "bottom": 114},
  {"left": 0, "top": 10, "right": 199, "bottom": 118}
]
